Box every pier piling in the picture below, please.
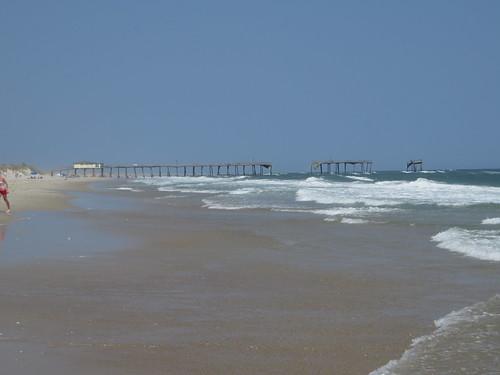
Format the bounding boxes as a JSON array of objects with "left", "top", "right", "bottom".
[
  {"left": 406, "top": 160, "right": 423, "bottom": 172},
  {"left": 311, "top": 160, "right": 373, "bottom": 175},
  {"left": 55, "top": 162, "right": 273, "bottom": 178}
]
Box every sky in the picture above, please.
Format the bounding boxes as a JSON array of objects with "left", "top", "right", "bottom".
[{"left": 1, "top": 1, "right": 499, "bottom": 172}]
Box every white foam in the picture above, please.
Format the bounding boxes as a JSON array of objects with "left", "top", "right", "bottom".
[
  {"left": 136, "top": 174, "right": 500, "bottom": 220},
  {"left": 431, "top": 227, "right": 500, "bottom": 261},
  {"left": 229, "top": 187, "right": 263, "bottom": 195},
  {"left": 114, "top": 187, "right": 142, "bottom": 192},
  {"left": 482, "top": 217, "right": 500, "bottom": 225},
  {"left": 370, "top": 295, "right": 500, "bottom": 375},
  {"left": 138, "top": 175, "right": 247, "bottom": 186},
  {"left": 235, "top": 176, "right": 333, "bottom": 189},
  {"left": 303, "top": 176, "right": 332, "bottom": 186},
  {"left": 158, "top": 187, "right": 221, "bottom": 194},
  {"left": 201, "top": 199, "right": 259, "bottom": 211},
  {"left": 344, "top": 175, "right": 374, "bottom": 182},
  {"left": 297, "top": 178, "right": 500, "bottom": 207},
  {"left": 296, "top": 187, "right": 398, "bottom": 206},
  {"left": 340, "top": 218, "right": 369, "bottom": 224},
  {"left": 271, "top": 208, "right": 313, "bottom": 214},
  {"left": 315, "top": 207, "right": 398, "bottom": 217}
]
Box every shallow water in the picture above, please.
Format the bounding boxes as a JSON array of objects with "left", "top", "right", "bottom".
[
  {"left": 123, "top": 169, "right": 500, "bottom": 374},
  {"left": 371, "top": 295, "right": 500, "bottom": 375},
  {"left": 129, "top": 170, "right": 500, "bottom": 260},
  {"left": 0, "top": 210, "right": 126, "bottom": 265},
  {"left": 1, "top": 172, "right": 499, "bottom": 374}
]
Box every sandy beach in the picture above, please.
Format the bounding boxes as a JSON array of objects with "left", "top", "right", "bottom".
[
  {"left": 0, "top": 177, "right": 101, "bottom": 224},
  {"left": 3, "top": 1, "right": 499, "bottom": 373},
  {"left": 1, "top": 177, "right": 499, "bottom": 374},
  {"left": 0, "top": 183, "right": 412, "bottom": 374}
]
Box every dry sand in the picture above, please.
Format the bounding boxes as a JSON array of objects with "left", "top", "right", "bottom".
[{"left": 0, "top": 176, "right": 102, "bottom": 224}]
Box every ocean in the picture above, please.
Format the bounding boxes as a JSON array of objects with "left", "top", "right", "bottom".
[
  {"left": 134, "top": 169, "right": 500, "bottom": 240},
  {"left": 110, "top": 169, "right": 500, "bottom": 374}
]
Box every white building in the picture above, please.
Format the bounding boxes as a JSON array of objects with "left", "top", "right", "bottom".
[{"left": 73, "top": 162, "right": 104, "bottom": 169}]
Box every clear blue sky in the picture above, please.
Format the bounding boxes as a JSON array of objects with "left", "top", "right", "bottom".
[{"left": 1, "top": 1, "right": 499, "bottom": 172}]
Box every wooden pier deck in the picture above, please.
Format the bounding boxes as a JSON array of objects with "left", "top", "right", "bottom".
[
  {"left": 53, "top": 162, "right": 273, "bottom": 178},
  {"left": 406, "top": 160, "right": 423, "bottom": 172},
  {"left": 311, "top": 160, "right": 373, "bottom": 175}
]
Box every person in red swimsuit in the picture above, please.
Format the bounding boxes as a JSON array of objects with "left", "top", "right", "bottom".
[{"left": 0, "top": 174, "right": 11, "bottom": 214}]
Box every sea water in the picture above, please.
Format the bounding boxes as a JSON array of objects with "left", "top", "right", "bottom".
[{"left": 120, "top": 169, "right": 500, "bottom": 374}]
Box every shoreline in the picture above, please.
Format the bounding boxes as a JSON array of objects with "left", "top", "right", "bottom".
[
  {"left": 0, "top": 177, "right": 499, "bottom": 374},
  {"left": 0, "top": 176, "right": 105, "bottom": 225}
]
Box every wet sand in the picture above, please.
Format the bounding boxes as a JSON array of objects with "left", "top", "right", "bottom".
[{"left": 1, "top": 184, "right": 499, "bottom": 374}]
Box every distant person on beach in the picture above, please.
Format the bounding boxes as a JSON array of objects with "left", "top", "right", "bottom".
[{"left": 0, "top": 174, "right": 11, "bottom": 214}]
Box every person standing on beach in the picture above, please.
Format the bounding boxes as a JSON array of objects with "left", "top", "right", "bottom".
[{"left": 0, "top": 174, "right": 11, "bottom": 214}]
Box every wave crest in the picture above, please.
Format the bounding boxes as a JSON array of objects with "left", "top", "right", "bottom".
[
  {"left": 431, "top": 227, "right": 500, "bottom": 262},
  {"left": 370, "top": 295, "right": 500, "bottom": 375}
]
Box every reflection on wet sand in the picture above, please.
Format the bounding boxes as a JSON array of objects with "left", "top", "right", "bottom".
[
  {"left": 0, "top": 224, "right": 6, "bottom": 242},
  {"left": 0, "top": 224, "right": 6, "bottom": 257}
]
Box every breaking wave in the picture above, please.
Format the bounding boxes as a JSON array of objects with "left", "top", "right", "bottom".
[
  {"left": 482, "top": 217, "right": 500, "bottom": 225},
  {"left": 296, "top": 178, "right": 500, "bottom": 207},
  {"left": 431, "top": 227, "right": 500, "bottom": 262},
  {"left": 370, "top": 295, "right": 500, "bottom": 375}
]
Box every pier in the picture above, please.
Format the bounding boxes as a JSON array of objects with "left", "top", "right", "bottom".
[
  {"left": 311, "top": 160, "right": 373, "bottom": 175},
  {"left": 53, "top": 162, "right": 273, "bottom": 178},
  {"left": 406, "top": 160, "right": 423, "bottom": 172}
]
